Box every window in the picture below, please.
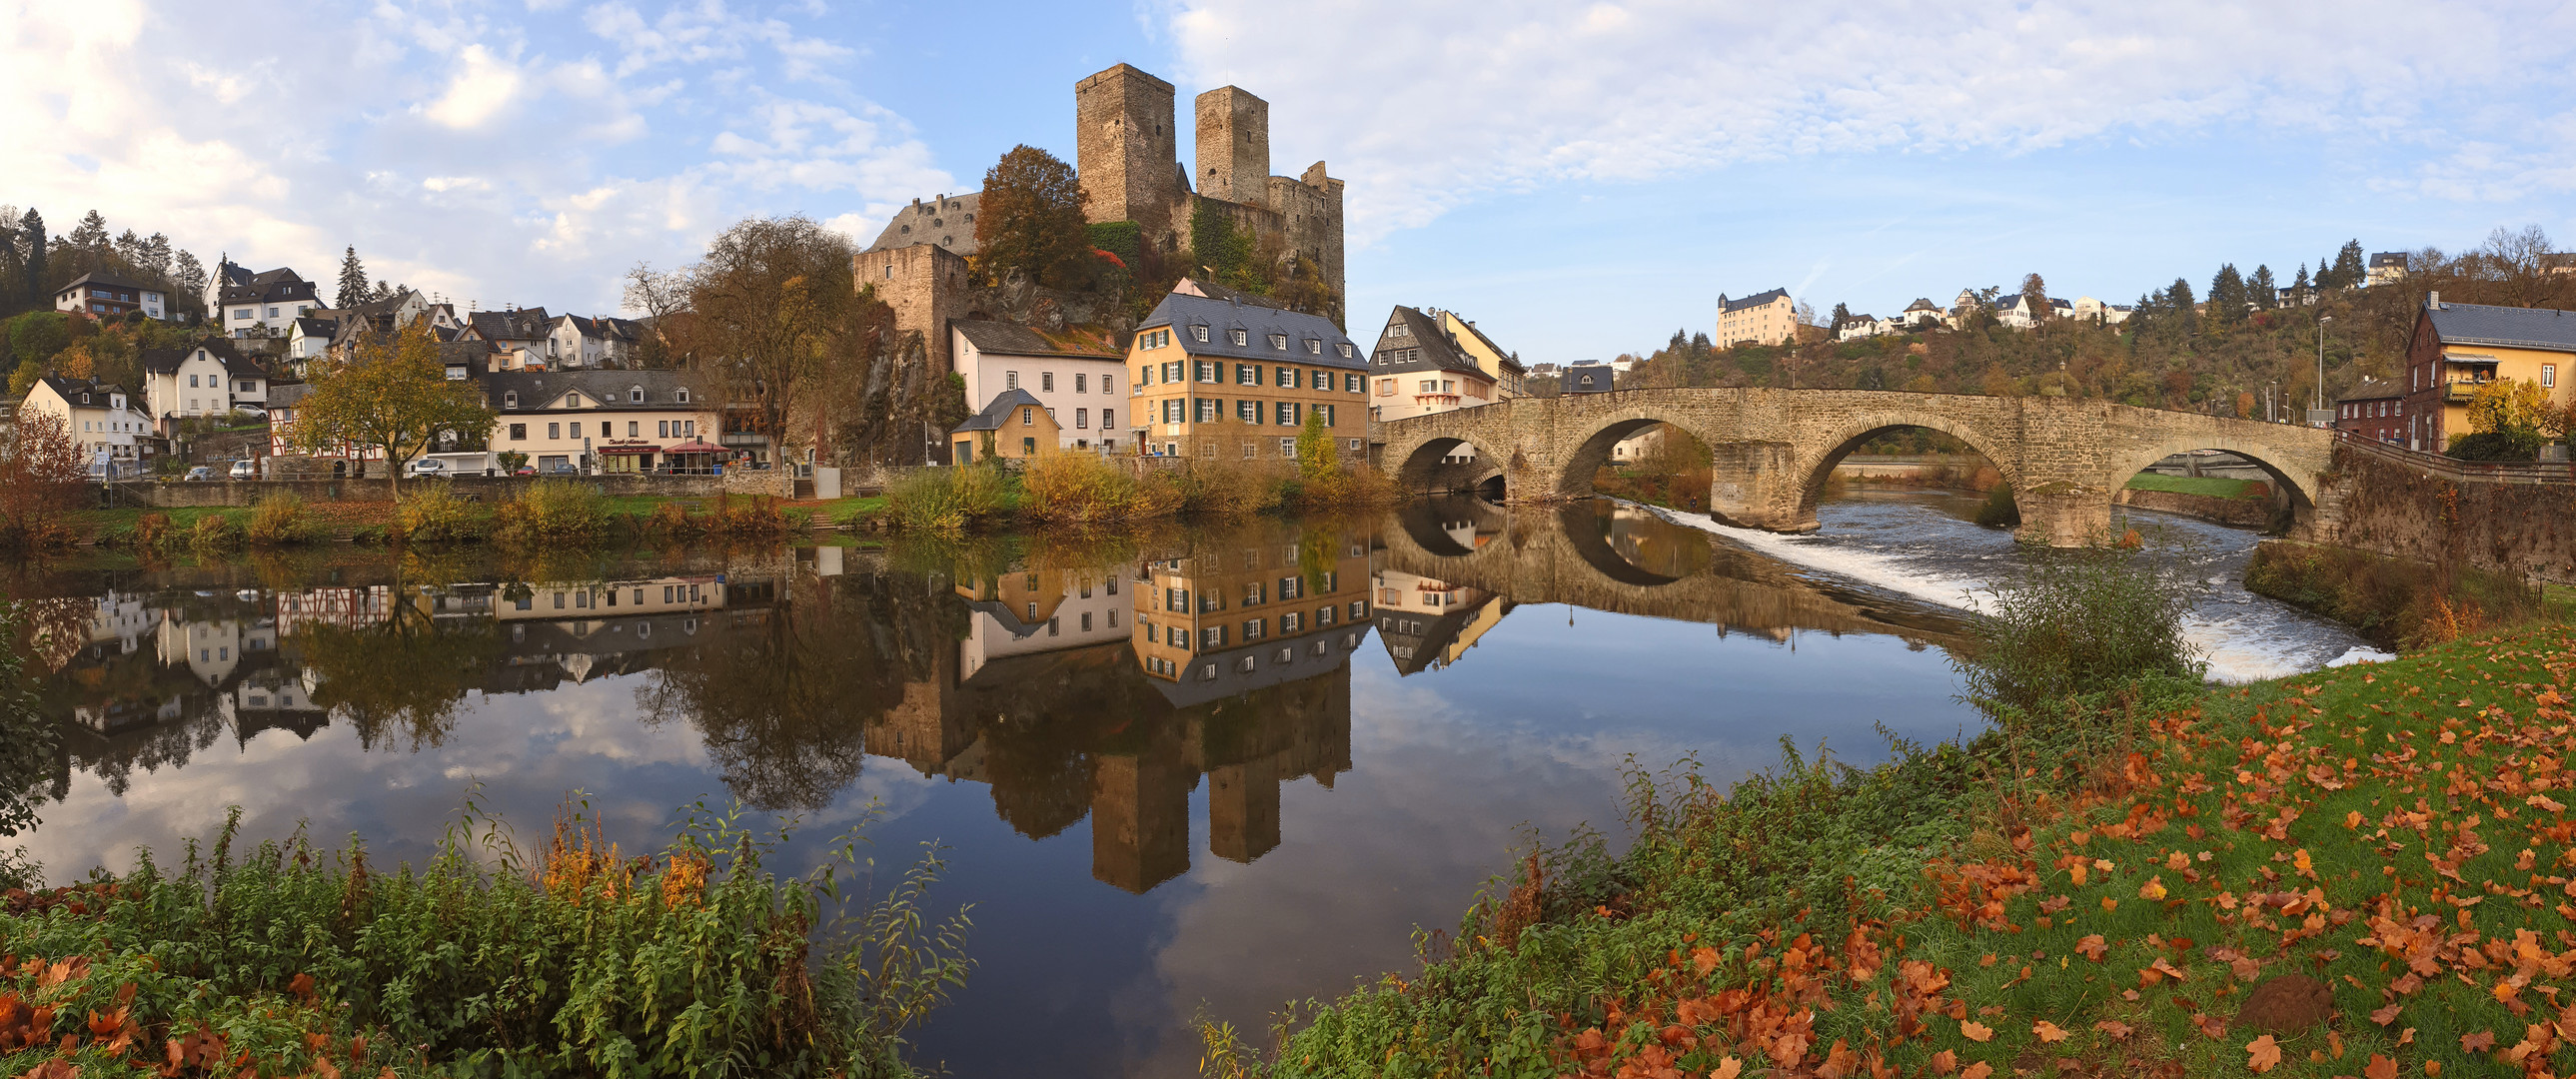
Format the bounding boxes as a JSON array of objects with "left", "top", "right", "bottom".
[
  {"left": 1347, "top": 438, "right": 1363, "bottom": 452},
  {"left": 1280, "top": 437, "right": 1298, "bottom": 456},
  {"left": 1197, "top": 361, "right": 1218, "bottom": 382},
  {"left": 2547, "top": 365, "right": 2559, "bottom": 389},
  {"left": 1196, "top": 398, "right": 1219, "bottom": 422},
  {"left": 1307, "top": 339, "right": 1322, "bottom": 355},
  {"left": 1162, "top": 399, "right": 1184, "bottom": 424},
  {"left": 1191, "top": 325, "right": 1210, "bottom": 343},
  {"left": 1316, "top": 404, "right": 1334, "bottom": 427},
  {"left": 1338, "top": 344, "right": 1354, "bottom": 359},
  {"left": 235, "top": 309, "right": 253, "bottom": 321},
  {"left": 1201, "top": 625, "right": 1226, "bottom": 649},
  {"left": 569, "top": 423, "right": 583, "bottom": 439},
  {"left": 548, "top": 423, "right": 561, "bottom": 439},
  {"left": 1276, "top": 401, "right": 1302, "bottom": 426},
  {"left": 1101, "top": 409, "right": 1112, "bottom": 429},
  {"left": 1162, "top": 361, "right": 1183, "bottom": 383},
  {"left": 1237, "top": 364, "right": 1258, "bottom": 385},
  {"left": 1042, "top": 372, "right": 1054, "bottom": 392},
  {"left": 1074, "top": 373, "right": 1087, "bottom": 393},
  {"left": 510, "top": 424, "right": 527, "bottom": 441},
  {"left": 1269, "top": 333, "right": 1288, "bottom": 350},
  {"left": 1075, "top": 408, "right": 1088, "bottom": 429},
  {"left": 1241, "top": 618, "right": 1266, "bottom": 641},
  {"left": 1378, "top": 378, "right": 1394, "bottom": 397},
  {"left": 1238, "top": 399, "right": 1262, "bottom": 423},
  {"left": 658, "top": 421, "right": 669, "bottom": 438},
  {"left": 188, "top": 374, "right": 200, "bottom": 388},
  {"left": 567, "top": 393, "right": 582, "bottom": 407},
  {"left": 1229, "top": 329, "right": 1249, "bottom": 346},
  {"left": 628, "top": 422, "right": 639, "bottom": 438},
  {"left": 1005, "top": 371, "right": 1019, "bottom": 390},
  {"left": 676, "top": 389, "right": 689, "bottom": 403},
  {"left": 266, "top": 307, "right": 279, "bottom": 318},
  {"left": 1021, "top": 407, "right": 1035, "bottom": 426},
  {"left": 1344, "top": 373, "right": 1361, "bottom": 393},
  {"left": 1275, "top": 367, "right": 1295, "bottom": 388},
  {"left": 631, "top": 387, "right": 644, "bottom": 403}
]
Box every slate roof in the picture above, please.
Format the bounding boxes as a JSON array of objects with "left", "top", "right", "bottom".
[
  {"left": 1139, "top": 292, "right": 1366, "bottom": 370},
  {"left": 469, "top": 308, "right": 552, "bottom": 342},
  {"left": 2338, "top": 378, "right": 2403, "bottom": 403},
  {"left": 267, "top": 383, "right": 312, "bottom": 410},
  {"left": 31, "top": 376, "right": 135, "bottom": 407},
  {"left": 1367, "top": 306, "right": 1488, "bottom": 379},
  {"left": 483, "top": 369, "right": 706, "bottom": 412},
  {"left": 1144, "top": 623, "right": 1367, "bottom": 709},
  {"left": 216, "top": 268, "right": 316, "bottom": 306},
  {"left": 1719, "top": 288, "right": 1790, "bottom": 314},
  {"left": 2423, "top": 301, "right": 2576, "bottom": 353},
  {"left": 1903, "top": 298, "right": 1942, "bottom": 313},
  {"left": 1560, "top": 364, "right": 1617, "bottom": 394},
  {"left": 292, "top": 317, "right": 337, "bottom": 338},
  {"left": 953, "top": 320, "right": 1126, "bottom": 360},
  {"left": 1173, "top": 278, "right": 1286, "bottom": 311},
  {"left": 59, "top": 272, "right": 158, "bottom": 295},
  {"left": 139, "top": 338, "right": 254, "bottom": 376},
  {"left": 866, "top": 192, "right": 982, "bottom": 255},
  {"left": 952, "top": 388, "right": 1048, "bottom": 434},
  {"left": 2370, "top": 252, "right": 2409, "bottom": 269}
]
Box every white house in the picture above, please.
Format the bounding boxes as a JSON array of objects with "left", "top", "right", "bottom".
[
  {"left": 950, "top": 321, "right": 1131, "bottom": 452},
  {"left": 1995, "top": 294, "right": 2073, "bottom": 330},
  {"left": 21, "top": 376, "right": 155, "bottom": 476},
  {"left": 140, "top": 339, "right": 267, "bottom": 435},
  {"left": 547, "top": 315, "right": 644, "bottom": 370},
  {"left": 2067, "top": 297, "right": 2134, "bottom": 326},
  {"left": 209, "top": 262, "right": 322, "bottom": 337},
  {"left": 53, "top": 272, "right": 167, "bottom": 321}
]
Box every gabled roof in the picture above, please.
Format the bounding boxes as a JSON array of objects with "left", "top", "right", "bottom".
[
  {"left": 2423, "top": 301, "right": 2576, "bottom": 354},
  {"left": 866, "top": 192, "right": 982, "bottom": 255},
  {"left": 1172, "top": 278, "right": 1285, "bottom": 311},
  {"left": 1719, "top": 288, "right": 1790, "bottom": 314},
  {"left": 2369, "top": 252, "right": 2409, "bottom": 268},
  {"left": 482, "top": 369, "right": 706, "bottom": 411},
  {"left": 1139, "top": 292, "right": 1365, "bottom": 370},
  {"left": 2338, "top": 378, "right": 2403, "bottom": 403},
  {"left": 1367, "top": 306, "right": 1488, "bottom": 379},
  {"left": 58, "top": 272, "right": 157, "bottom": 295},
  {"left": 30, "top": 376, "right": 134, "bottom": 407},
  {"left": 1442, "top": 312, "right": 1524, "bottom": 375},
  {"left": 469, "top": 308, "right": 552, "bottom": 342},
  {"left": 267, "top": 383, "right": 313, "bottom": 410},
  {"left": 1560, "top": 363, "right": 1617, "bottom": 393},
  {"left": 217, "top": 268, "right": 316, "bottom": 306},
  {"left": 953, "top": 320, "right": 1126, "bottom": 360},
  {"left": 139, "top": 338, "right": 254, "bottom": 376},
  {"left": 1903, "top": 298, "right": 1942, "bottom": 313},
  {"left": 952, "top": 388, "right": 1049, "bottom": 434},
  {"left": 292, "top": 317, "right": 337, "bottom": 338}
]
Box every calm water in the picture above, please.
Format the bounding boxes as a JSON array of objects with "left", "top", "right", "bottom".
[{"left": 5, "top": 494, "right": 2376, "bottom": 1076}]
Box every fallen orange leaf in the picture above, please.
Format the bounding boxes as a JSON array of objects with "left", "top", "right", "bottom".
[
  {"left": 1960, "top": 1021, "right": 1993, "bottom": 1043},
  {"left": 2093, "top": 1020, "right": 2132, "bottom": 1039},
  {"left": 1961, "top": 1064, "right": 1993, "bottom": 1079},
  {"left": 2248, "top": 1034, "right": 2283, "bottom": 1073},
  {"left": 2365, "top": 1055, "right": 2397, "bottom": 1079},
  {"left": 1711, "top": 1056, "right": 1743, "bottom": 1079},
  {"left": 2033, "top": 1020, "right": 2068, "bottom": 1043},
  {"left": 2075, "top": 934, "right": 2107, "bottom": 961},
  {"left": 2461, "top": 1031, "right": 2495, "bottom": 1052},
  {"left": 1929, "top": 1050, "right": 1957, "bottom": 1075}
]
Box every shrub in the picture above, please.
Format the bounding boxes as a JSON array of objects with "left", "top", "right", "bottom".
[
  {"left": 494, "top": 479, "right": 610, "bottom": 542},
  {"left": 396, "top": 482, "right": 482, "bottom": 541},
  {"left": 246, "top": 492, "right": 313, "bottom": 544},
  {"left": 1972, "top": 480, "right": 2020, "bottom": 528},
  {"left": 711, "top": 495, "right": 787, "bottom": 538},
  {"left": 641, "top": 500, "right": 698, "bottom": 536},
  {"left": 0, "top": 801, "right": 971, "bottom": 1076},
  {"left": 888, "top": 464, "right": 1014, "bottom": 533},
  {"left": 1021, "top": 452, "right": 1145, "bottom": 529},
  {"left": 1952, "top": 549, "right": 2201, "bottom": 715},
  {"left": 130, "top": 513, "right": 175, "bottom": 551},
  {"left": 2244, "top": 540, "right": 2546, "bottom": 648},
  {"left": 188, "top": 513, "right": 244, "bottom": 553},
  {"left": 1162, "top": 460, "right": 1281, "bottom": 519},
  {"left": 2447, "top": 430, "right": 2540, "bottom": 462}
]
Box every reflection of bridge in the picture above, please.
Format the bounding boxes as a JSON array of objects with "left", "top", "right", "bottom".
[
  {"left": 1380, "top": 389, "right": 2333, "bottom": 546},
  {"left": 1382, "top": 499, "right": 1969, "bottom": 646}
]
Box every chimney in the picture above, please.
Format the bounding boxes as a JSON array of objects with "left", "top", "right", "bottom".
[{"left": 2428, "top": 291, "right": 2441, "bottom": 310}]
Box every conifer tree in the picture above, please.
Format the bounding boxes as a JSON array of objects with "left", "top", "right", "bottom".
[
  {"left": 140, "top": 233, "right": 172, "bottom": 280},
  {"left": 336, "top": 247, "right": 371, "bottom": 309},
  {"left": 2208, "top": 264, "right": 2247, "bottom": 325},
  {"left": 2248, "top": 265, "right": 2276, "bottom": 309},
  {"left": 2291, "top": 263, "right": 2311, "bottom": 302},
  {"left": 66, "top": 211, "right": 109, "bottom": 252},
  {"left": 113, "top": 229, "right": 144, "bottom": 267},
  {"left": 18, "top": 210, "right": 45, "bottom": 308},
  {"left": 2332, "top": 240, "right": 2366, "bottom": 287},
  {"left": 1830, "top": 302, "right": 1854, "bottom": 332},
  {"left": 2167, "top": 277, "right": 2198, "bottom": 335},
  {"left": 174, "top": 251, "right": 205, "bottom": 295}
]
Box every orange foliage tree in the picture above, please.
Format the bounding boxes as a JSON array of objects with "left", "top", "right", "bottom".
[{"left": 0, "top": 411, "right": 86, "bottom": 545}]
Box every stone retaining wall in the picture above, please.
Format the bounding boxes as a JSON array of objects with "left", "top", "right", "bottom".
[
  {"left": 2112, "top": 487, "right": 2277, "bottom": 529},
  {"left": 2314, "top": 443, "right": 2576, "bottom": 586}
]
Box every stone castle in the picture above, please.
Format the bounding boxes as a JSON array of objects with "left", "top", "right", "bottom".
[{"left": 855, "top": 63, "right": 1346, "bottom": 371}]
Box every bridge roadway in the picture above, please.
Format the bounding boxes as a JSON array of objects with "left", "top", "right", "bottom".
[
  {"left": 1377, "top": 389, "right": 2336, "bottom": 547},
  {"left": 1382, "top": 500, "right": 1972, "bottom": 648}
]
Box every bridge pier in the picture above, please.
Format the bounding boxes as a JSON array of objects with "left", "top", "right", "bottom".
[
  {"left": 2014, "top": 483, "right": 2112, "bottom": 547},
  {"left": 1706, "top": 442, "right": 1817, "bottom": 533}
]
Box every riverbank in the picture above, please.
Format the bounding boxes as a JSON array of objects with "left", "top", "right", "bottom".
[
  {"left": 886, "top": 452, "right": 1400, "bottom": 535},
  {"left": 2245, "top": 540, "right": 2558, "bottom": 649},
  {"left": 41, "top": 488, "right": 887, "bottom": 550},
  {"left": 1219, "top": 622, "right": 2576, "bottom": 1078}
]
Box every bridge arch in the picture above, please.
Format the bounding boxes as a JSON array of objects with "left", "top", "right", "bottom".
[
  {"left": 2100, "top": 434, "right": 2321, "bottom": 532},
  {"left": 1391, "top": 435, "right": 1508, "bottom": 496},
  {"left": 1790, "top": 410, "right": 2026, "bottom": 531},
  {"left": 1553, "top": 403, "right": 1725, "bottom": 500}
]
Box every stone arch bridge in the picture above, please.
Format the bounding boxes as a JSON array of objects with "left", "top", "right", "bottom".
[{"left": 1378, "top": 389, "right": 2337, "bottom": 546}]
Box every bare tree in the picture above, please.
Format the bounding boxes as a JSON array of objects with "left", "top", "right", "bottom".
[
  {"left": 681, "top": 216, "right": 857, "bottom": 463},
  {"left": 2476, "top": 225, "right": 2563, "bottom": 309},
  {"left": 622, "top": 261, "right": 692, "bottom": 369}
]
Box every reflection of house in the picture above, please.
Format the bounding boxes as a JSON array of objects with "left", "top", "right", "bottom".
[
  {"left": 1369, "top": 569, "right": 1509, "bottom": 675},
  {"left": 954, "top": 566, "right": 1128, "bottom": 682},
  {"left": 159, "top": 617, "right": 275, "bottom": 687},
  {"left": 275, "top": 585, "right": 394, "bottom": 636}
]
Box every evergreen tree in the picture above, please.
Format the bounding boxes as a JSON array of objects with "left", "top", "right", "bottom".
[
  {"left": 1669, "top": 329, "right": 1689, "bottom": 353},
  {"left": 2208, "top": 264, "right": 2247, "bottom": 325},
  {"left": 113, "top": 229, "right": 144, "bottom": 267},
  {"left": 2332, "top": 240, "right": 2366, "bottom": 288},
  {"left": 1830, "top": 302, "right": 1854, "bottom": 332},
  {"left": 2291, "top": 263, "right": 2311, "bottom": 302},
  {"left": 2167, "top": 277, "right": 2198, "bottom": 335},
  {"left": 2248, "top": 265, "right": 2276, "bottom": 309},
  {"left": 140, "top": 233, "right": 172, "bottom": 280},
  {"left": 18, "top": 210, "right": 45, "bottom": 309},
  {"left": 335, "top": 246, "right": 371, "bottom": 309},
  {"left": 1689, "top": 332, "right": 1711, "bottom": 352},
  {"left": 174, "top": 251, "right": 206, "bottom": 295},
  {"left": 66, "top": 211, "right": 109, "bottom": 252}
]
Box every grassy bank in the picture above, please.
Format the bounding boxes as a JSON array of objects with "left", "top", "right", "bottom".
[
  {"left": 886, "top": 452, "right": 1399, "bottom": 535},
  {"left": 2245, "top": 540, "right": 2558, "bottom": 649},
  {"left": 2125, "top": 473, "right": 2272, "bottom": 500},
  {"left": 42, "top": 484, "right": 886, "bottom": 551},
  {"left": 0, "top": 801, "right": 969, "bottom": 1077},
  {"left": 1208, "top": 571, "right": 2576, "bottom": 1078}
]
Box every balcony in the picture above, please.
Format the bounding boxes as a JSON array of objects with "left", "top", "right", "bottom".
[
  {"left": 718, "top": 431, "right": 768, "bottom": 448},
  {"left": 2442, "top": 382, "right": 2485, "bottom": 405}
]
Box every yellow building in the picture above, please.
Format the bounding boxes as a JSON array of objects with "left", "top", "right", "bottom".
[
  {"left": 951, "top": 388, "right": 1060, "bottom": 464},
  {"left": 1130, "top": 525, "right": 1373, "bottom": 688},
  {"left": 1435, "top": 310, "right": 1527, "bottom": 399},
  {"left": 2400, "top": 295, "right": 2576, "bottom": 452},
  {"left": 1127, "top": 285, "right": 1369, "bottom": 460},
  {"left": 1716, "top": 288, "right": 1796, "bottom": 348}
]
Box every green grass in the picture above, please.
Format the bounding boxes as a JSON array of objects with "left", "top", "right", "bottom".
[
  {"left": 1234, "top": 625, "right": 2576, "bottom": 1079},
  {"left": 2124, "top": 472, "right": 2267, "bottom": 499}
]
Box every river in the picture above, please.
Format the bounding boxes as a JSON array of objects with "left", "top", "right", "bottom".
[{"left": 3, "top": 493, "right": 2379, "bottom": 1076}]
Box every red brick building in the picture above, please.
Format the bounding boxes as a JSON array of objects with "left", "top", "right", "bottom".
[{"left": 2334, "top": 378, "right": 2403, "bottom": 443}]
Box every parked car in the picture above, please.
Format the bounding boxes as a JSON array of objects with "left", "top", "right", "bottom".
[
  {"left": 546, "top": 462, "right": 579, "bottom": 475},
  {"left": 183, "top": 467, "right": 216, "bottom": 482},
  {"left": 229, "top": 460, "right": 258, "bottom": 481},
  {"left": 513, "top": 466, "right": 536, "bottom": 477},
  {"left": 406, "top": 459, "right": 448, "bottom": 477}
]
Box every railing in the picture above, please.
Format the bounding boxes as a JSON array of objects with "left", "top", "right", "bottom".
[{"left": 2333, "top": 430, "right": 2576, "bottom": 486}]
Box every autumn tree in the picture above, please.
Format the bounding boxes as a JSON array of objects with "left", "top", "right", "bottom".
[
  {"left": 2019, "top": 274, "right": 2049, "bottom": 328},
  {"left": 0, "top": 411, "right": 85, "bottom": 547},
  {"left": 673, "top": 216, "right": 857, "bottom": 464},
  {"left": 292, "top": 321, "right": 494, "bottom": 497},
  {"left": 973, "top": 145, "right": 1094, "bottom": 288}
]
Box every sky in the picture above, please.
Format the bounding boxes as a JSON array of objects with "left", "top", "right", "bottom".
[{"left": 9, "top": 0, "right": 2576, "bottom": 361}]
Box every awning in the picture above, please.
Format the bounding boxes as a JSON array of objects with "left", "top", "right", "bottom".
[
  {"left": 2443, "top": 353, "right": 2500, "bottom": 365},
  {"left": 598, "top": 444, "right": 661, "bottom": 455},
  {"left": 664, "top": 442, "right": 722, "bottom": 454}
]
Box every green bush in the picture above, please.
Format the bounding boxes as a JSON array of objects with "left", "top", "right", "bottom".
[
  {"left": 246, "top": 492, "right": 313, "bottom": 544},
  {"left": 187, "top": 513, "right": 243, "bottom": 553},
  {"left": 494, "top": 479, "right": 610, "bottom": 542},
  {"left": 1952, "top": 549, "right": 2200, "bottom": 715},
  {"left": 2447, "top": 430, "right": 2542, "bottom": 461},
  {"left": 0, "top": 800, "right": 971, "bottom": 1076},
  {"left": 397, "top": 481, "right": 483, "bottom": 541},
  {"left": 1971, "top": 480, "right": 2020, "bottom": 528},
  {"left": 888, "top": 464, "right": 1014, "bottom": 534},
  {"left": 2244, "top": 540, "right": 2547, "bottom": 648}
]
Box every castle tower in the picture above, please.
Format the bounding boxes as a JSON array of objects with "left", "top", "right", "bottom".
[
  {"left": 1194, "top": 86, "right": 1270, "bottom": 209},
  {"left": 1075, "top": 64, "right": 1180, "bottom": 227}
]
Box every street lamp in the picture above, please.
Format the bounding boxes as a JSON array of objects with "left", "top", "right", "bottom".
[{"left": 2315, "top": 315, "right": 2334, "bottom": 426}]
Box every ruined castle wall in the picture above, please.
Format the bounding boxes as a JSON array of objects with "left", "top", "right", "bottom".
[
  {"left": 1076, "top": 64, "right": 1180, "bottom": 229},
  {"left": 1194, "top": 86, "right": 1269, "bottom": 207},
  {"left": 852, "top": 244, "right": 973, "bottom": 371}
]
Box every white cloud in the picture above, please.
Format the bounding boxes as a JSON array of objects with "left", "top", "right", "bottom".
[
  {"left": 421, "top": 43, "right": 525, "bottom": 129},
  {"left": 1160, "top": 0, "right": 2576, "bottom": 245}
]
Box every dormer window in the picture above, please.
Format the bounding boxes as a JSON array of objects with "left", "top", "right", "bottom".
[
  {"left": 567, "top": 393, "right": 582, "bottom": 408},
  {"left": 630, "top": 387, "right": 644, "bottom": 403},
  {"left": 1391, "top": 324, "right": 1409, "bottom": 338},
  {"left": 1306, "top": 339, "right": 1321, "bottom": 355},
  {"left": 675, "top": 389, "right": 689, "bottom": 404},
  {"left": 504, "top": 391, "right": 520, "bottom": 408},
  {"left": 1337, "top": 344, "right": 1354, "bottom": 359},
  {"left": 1191, "top": 325, "right": 1210, "bottom": 343},
  {"left": 1269, "top": 334, "right": 1287, "bottom": 350},
  {"left": 1230, "top": 330, "right": 1249, "bottom": 346}
]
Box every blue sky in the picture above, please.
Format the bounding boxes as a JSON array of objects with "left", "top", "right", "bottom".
[{"left": 9, "top": 0, "right": 2576, "bottom": 361}]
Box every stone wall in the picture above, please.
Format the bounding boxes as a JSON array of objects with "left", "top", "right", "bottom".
[
  {"left": 2312, "top": 442, "right": 2576, "bottom": 585},
  {"left": 2112, "top": 487, "right": 2277, "bottom": 529}
]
